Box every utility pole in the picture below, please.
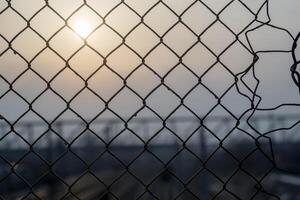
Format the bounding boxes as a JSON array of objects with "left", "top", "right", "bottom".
[{"left": 200, "top": 127, "right": 208, "bottom": 200}]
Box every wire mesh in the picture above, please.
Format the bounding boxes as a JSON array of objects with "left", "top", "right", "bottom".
[{"left": 0, "top": 0, "right": 299, "bottom": 199}]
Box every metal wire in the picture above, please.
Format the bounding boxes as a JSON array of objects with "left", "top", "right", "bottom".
[{"left": 0, "top": 0, "right": 299, "bottom": 199}]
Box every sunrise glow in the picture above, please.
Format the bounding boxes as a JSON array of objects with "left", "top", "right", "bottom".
[{"left": 73, "top": 19, "right": 92, "bottom": 38}]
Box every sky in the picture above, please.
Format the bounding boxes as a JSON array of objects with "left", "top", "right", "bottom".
[{"left": 0, "top": 0, "right": 299, "bottom": 126}]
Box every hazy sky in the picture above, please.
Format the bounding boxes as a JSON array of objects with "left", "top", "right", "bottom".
[{"left": 0, "top": 0, "right": 299, "bottom": 125}]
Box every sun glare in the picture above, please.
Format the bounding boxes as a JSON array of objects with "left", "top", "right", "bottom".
[{"left": 73, "top": 19, "right": 92, "bottom": 38}]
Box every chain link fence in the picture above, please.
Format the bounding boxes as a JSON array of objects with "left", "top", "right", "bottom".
[{"left": 0, "top": 0, "right": 300, "bottom": 199}]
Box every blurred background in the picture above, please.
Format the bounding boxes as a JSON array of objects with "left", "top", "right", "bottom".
[{"left": 0, "top": 0, "right": 300, "bottom": 199}]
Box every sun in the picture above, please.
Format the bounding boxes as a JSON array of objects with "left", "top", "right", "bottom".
[{"left": 73, "top": 19, "right": 92, "bottom": 38}]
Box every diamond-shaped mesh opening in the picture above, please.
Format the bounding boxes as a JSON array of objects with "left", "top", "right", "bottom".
[
  {"left": 109, "top": 130, "right": 144, "bottom": 165},
  {"left": 205, "top": 147, "right": 240, "bottom": 181},
  {"left": 50, "top": 27, "right": 84, "bottom": 59},
  {"left": 162, "top": 0, "right": 194, "bottom": 15},
  {"left": 69, "top": 46, "right": 103, "bottom": 79},
  {"left": 213, "top": 190, "right": 239, "bottom": 200},
  {"left": 90, "top": 152, "right": 124, "bottom": 185},
  {"left": 11, "top": 0, "right": 45, "bottom": 20},
  {"left": 70, "top": 172, "right": 106, "bottom": 200},
  {"left": 0, "top": 0, "right": 299, "bottom": 199},
  {"left": 0, "top": 50, "right": 27, "bottom": 82},
  {"left": 51, "top": 67, "right": 85, "bottom": 101},
  {"left": 145, "top": 43, "right": 178, "bottom": 76},
  {"left": 30, "top": 48, "right": 65, "bottom": 81},
  {"left": 0, "top": 8, "right": 26, "bottom": 41},
  {"left": 166, "top": 106, "right": 199, "bottom": 140},
  {"left": 220, "top": 41, "right": 253, "bottom": 75},
  {"left": 68, "top": 6, "right": 103, "bottom": 35},
  {"left": 203, "top": 106, "right": 237, "bottom": 139},
  {"left": 70, "top": 88, "right": 105, "bottom": 120},
  {"left": 128, "top": 151, "right": 164, "bottom": 184},
  {"left": 52, "top": 151, "right": 87, "bottom": 183},
  {"left": 0, "top": 91, "right": 28, "bottom": 122},
  {"left": 182, "top": 42, "right": 217, "bottom": 76},
  {"left": 87, "top": 24, "right": 122, "bottom": 56},
  {"left": 125, "top": 0, "right": 158, "bottom": 16},
  {"left": 0, "top": 172, "right": 29, "bottom": 199},
  {"left": 109, "top": 87, "right": 143, "bottom": 119},
  {"left": 168, "top": 148, "right": 203, "bottom": 182},
  {"left": 164, "top": 23, "right": 198, "bottom": 56},
  {"left": 186, "top": 169, "right": 224, "bottom": 199},
  {"left": 201, "top": 21, "right": 236, "bottom": 55},
  {"left": 32, "top": 89, "right": 66, "bottom": 121},
  {"left": 106, "top": 44, "right": 141, "bottom": 78},
  {"left": 109, "top": 172, "right": 145, "bottom": 199},
  {"left": 106, "top": 4, "right": 140, "bottom": 37},
  {"left": 86, "top": 0, "right": 120, "bottom": 17},
  {"left": 146, "top": 85, "right": 180, "bottom": 117},
  {"left": 89, "top": 67, "right": 122, "bottom": 100},
  {"left": 13, "top": 70, "right": 47, "bottom": 102},
  {"left": 226, "top": 170, "right": 258, "bottom": 199},
  {"left": 126, "top": 24, "right": 160, "bottom": 56},
  {"left": 14, "top": 152, "right": 49, "bottom": 185},
  {"left": 70, "top": 130, "right": 105, "bottom": 164},
  {"left": 127, "top": 65, "right": 160, "bottom": 98},
  {"left": 32, "top": 130, "right": 68, "bottom": 163},
  {"left": 144, "top": 3, "right": 177, "bottom": 36},
  {"left": 0, "top": 132, "right": 29, "bottom": 162},
  {"left": 12, "top": 28, "right": 46, "bottom": 61},
  {"left": 202, "top": 63, "right": 235, "bottom": 97},
  {"left": 221, "top": 1, "right": 255, "bottom": 33},
  {"left": 184, "top": 85, "right": 218, "bottom": 116},
  {"left": 201, "top": 0, "right": 232, "bottom": 14},
  {"left": 147, "top": 168, "right": 184, "bottom": 199},
  {"left": 127, "top": 108, "right": 163, "bottom": 141},
  {"left": 30, "top": 7, "right": 65, "bottom": 40},
  {"left": 185, "top": 126, "right": 220, "bottom": 160},
  {"left": 165, "top": 64, "right": 198, "bottom": 97},
  {"left": 222, "top": 128, "right": 257, "bottom": 160},
  {"left": 13, "top": 111, "right": 48, "bottom": 141},
  {"left": 148, "top": 128, "right": 182, "bottom": 163},
  {"left": 182, "top": 2, "right": 216, "bottom": 35},
  {"left": 48, "top": 0, "right": 83, "bottom": 19},
  {"left": 241, "top": 149, "right": 274, "bottom": 180},
  {"left": 31, "top": 173, "right": 69, "bottom": 200}
]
